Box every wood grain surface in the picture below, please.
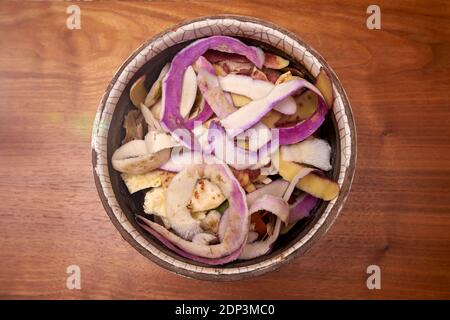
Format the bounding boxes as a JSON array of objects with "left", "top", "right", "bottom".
[{"left": 1, "top": 0, "right": 450, "bottom": 299}]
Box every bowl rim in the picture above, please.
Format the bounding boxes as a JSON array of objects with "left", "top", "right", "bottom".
[{"left": 92, "top": 14, "right": 357, "bottom": 281}]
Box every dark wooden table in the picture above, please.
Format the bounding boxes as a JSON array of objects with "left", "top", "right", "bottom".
[{"left": 1, "top": 0, "right": 449, "bottom": 299}]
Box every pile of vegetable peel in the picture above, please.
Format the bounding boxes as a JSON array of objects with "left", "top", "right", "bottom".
[{"left": 112, "top": 36, "right": 339, "bottom": 265}]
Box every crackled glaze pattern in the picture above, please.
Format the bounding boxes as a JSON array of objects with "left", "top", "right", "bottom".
[{"left": 92, "top": 18, "right": 353, "bottom": 276}]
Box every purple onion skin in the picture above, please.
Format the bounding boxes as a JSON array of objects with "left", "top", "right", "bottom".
[
  {"left": 279, "top": 98, "right": 329, "bottom": 145},
  {"left": 161, "top": 36, "right": 264, "bottom": 150},
  {"left": 288, "top": 194, "right": 319, "bottom": 224},
  {"left": 137, "top": 218, "right": 242, "bottom": 265}
]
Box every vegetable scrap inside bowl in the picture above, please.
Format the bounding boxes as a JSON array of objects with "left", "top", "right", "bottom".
[{"left": 111, "top": 36, "right": 339, "bottom": 265}]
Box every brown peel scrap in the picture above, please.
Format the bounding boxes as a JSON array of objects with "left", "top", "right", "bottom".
[
  {"left": 262, "top": 67, "right": 281, "bottom": 84},
  {"left": 251, "top": 212, "right": 267, "bottom": 238},
  {"left": 129, "top": 75, "right": 147, "bottom": 108},
  {"left": 263, "top": 53, "right": 290, "bottom": 70},
  {"left": 250, "top": 67, "right": 268, "bottom": 81},
  {"left": 230, "top": 167, "right": 261, "bottom": 193},
  {"left": 122, "top": 109, "right": 148, "bottom": 144},
  {"left": 217, "top": 60, "right": 253, "bottom": 75},
  {"left": 203, "top": 49, "right": 250, "bottom": 64}
]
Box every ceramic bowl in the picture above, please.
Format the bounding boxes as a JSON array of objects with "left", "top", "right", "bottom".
[{"left": 92, "top": 15, "right": 356, "bottom": 280}]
